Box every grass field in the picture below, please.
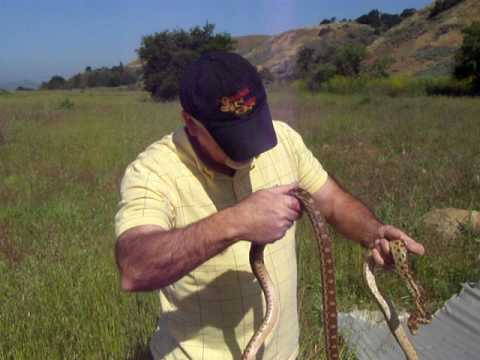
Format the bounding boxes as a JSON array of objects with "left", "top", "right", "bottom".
[{"left": 1, "top": 87, "right": 479, "bottom": 359}]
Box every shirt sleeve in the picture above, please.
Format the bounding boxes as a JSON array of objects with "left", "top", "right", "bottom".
[
  {"left": 277, "top": 121, "right": 328, "bottom": 194},
  {"left": 115, "top": 158, "right": 175, "bottom": 237}
]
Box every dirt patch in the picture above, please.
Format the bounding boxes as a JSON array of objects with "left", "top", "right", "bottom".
[{"left": 0, "top": 225, "right": 25, "bottom": 266}]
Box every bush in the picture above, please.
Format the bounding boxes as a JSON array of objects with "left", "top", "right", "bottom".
[
  {"left": 367, "top": 57, "right": 395, "bottom": 78},
  {"left": 138, "top": 23, "right": 235, "bottom": 101},
  {"left": 306, "top": 64, "right": 337, "bottom": 91},
  {"left": 429, "top": 0, "right": 464, "bottom": 19},
  {"left": 425, "top": 78, "right": 473, "bottom": 96},
  {"left": 318, "top": 76, "right": 430, "bottom": 97},
  {"left": 324, "top": 75, "right": 367, "bottom": 94},
  {"left": 57, "top": 98, "right": 75, "bottom": 110},
  {"left": 454, "top": 22, "right": 480, "bottom": 91},
  {"left": 296, "top": 47, "right": 316, "bottom": 78},
  {"left": 334, "top": 43, "right": 367, "bottom": 77}
]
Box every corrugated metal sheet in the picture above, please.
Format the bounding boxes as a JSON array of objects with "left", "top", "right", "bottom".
[{"left": 338, "top": 281, "right": 480, "bottom": 360}]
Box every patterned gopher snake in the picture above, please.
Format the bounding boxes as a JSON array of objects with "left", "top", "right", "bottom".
[{"left": 242, "top": 187, "right": 431, "bottom": 360}]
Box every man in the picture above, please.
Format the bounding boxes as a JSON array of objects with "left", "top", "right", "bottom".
[{"left": 115, "top": 52, "right": 424, "bottom": 359}]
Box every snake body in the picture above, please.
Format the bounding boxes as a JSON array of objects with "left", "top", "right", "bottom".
[
  {"left": 243, "top": 187, "right": 339, "bottom": 360},
  {"left": 243, "top": 187, "right": 431, "bottom": 360},
  {"left": 364, "top": 240, "right": 432, "bottom": 360}
]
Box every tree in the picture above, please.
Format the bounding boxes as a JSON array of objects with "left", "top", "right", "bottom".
[
  {"left": 454, "top": 22, "right": 480, "bottom": 90},
  {"left": 356, "top": 9, "right": 405, "bottom": 33},
  {"left": 137, "top": 23, "right": 236, "bottom": 101},
  {"left": 41, "top": 75, "right": 66, "bottom": 90},
  {"left": 401, "top": 8, "right": 416, "bottom": 18},
  {"left": 356, "top": 10, "right": 383, "bottom": 30}
]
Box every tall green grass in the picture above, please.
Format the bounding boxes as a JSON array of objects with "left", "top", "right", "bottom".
[{"left": 1, "top": 88, "right": 479, "bottom": 359}]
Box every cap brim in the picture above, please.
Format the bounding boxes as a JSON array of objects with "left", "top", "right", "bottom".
[{"left": 206, "top": 102, "right": 277, "bottom": 162}]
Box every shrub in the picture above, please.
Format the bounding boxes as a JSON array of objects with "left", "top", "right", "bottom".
[
  {"left": 429, "top": 0, "right": 464, "bottom": 19},
  {"left": 454, "top": 22, "right": 480, "bottom": 91},
  {"left": 425, "top": 78, "right": 473, "bottom": 96},
  {"left": 367, "top": 57, "right": 395, "bottom": 78},
  {"left": 296, "top": 47, "right": 316, "bottom": 78},
  {"left": 57, "top": 98, "right": 75, "bottom": 110},
  {"left": 306, "top": 64, "right": 337, "bottom": 92},
  {"left": 334, "top": 43, "right": 367, "bottom": 77},
  {"left": 324, "top": 75, "right": 366, "bottom": 94}
]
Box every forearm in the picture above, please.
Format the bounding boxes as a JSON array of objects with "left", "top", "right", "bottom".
[
  {"left": 328, "top": 192, "right": 383, "bottom": 248},
  {"left": 117, "top": 207, "right": 240, "bottom": 291}
]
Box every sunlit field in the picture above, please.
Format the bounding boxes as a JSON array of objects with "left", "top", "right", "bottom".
[{"left": 1, "top": 87, "right": 479, "bottom": 359}]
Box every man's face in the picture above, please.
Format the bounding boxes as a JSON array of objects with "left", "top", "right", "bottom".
[{"left": 182, "top": 112, "right": 253, "bottom": 169}]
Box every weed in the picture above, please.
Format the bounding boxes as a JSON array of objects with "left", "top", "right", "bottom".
[{"left": 57, "top": 97, "right": 75, "bottom": 110}]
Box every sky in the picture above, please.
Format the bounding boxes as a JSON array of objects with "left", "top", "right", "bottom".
[{"left": 0, "top": 0, "right": 433, "bottom": 85}]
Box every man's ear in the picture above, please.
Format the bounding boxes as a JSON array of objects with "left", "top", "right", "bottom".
[{"left": 182, "top": 111, "right": 200, "bottom": 136}]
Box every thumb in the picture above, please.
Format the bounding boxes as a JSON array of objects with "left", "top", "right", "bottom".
[{"left": 269, "top": 182, "right": 299, "bottom": 195}]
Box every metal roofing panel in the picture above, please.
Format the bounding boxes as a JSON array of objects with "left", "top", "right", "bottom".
[{"left": 338, "top": 281, "right": 480, "bottom": 360}]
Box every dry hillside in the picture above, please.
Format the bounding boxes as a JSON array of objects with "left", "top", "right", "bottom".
[
  {"left": 366, "top": 0, "right": 480, "bottom": 76},
  {"left": 236, "top": 23, "right": 376, "bottom": 79}
]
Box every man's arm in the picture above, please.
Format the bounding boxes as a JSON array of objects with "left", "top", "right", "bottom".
[
  {"left": 312, "top": 176, "right": 425, "bottom": 266},
  {"left": 116, "top": 208, "right": 238, "bottom": 291},
  {"left": 115, "top": 184, "right": 301, "bottom": 292}
]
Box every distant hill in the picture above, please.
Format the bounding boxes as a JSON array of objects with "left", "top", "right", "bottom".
[
  {"left": 365, "top": 0, "right": 480, "bottom": 76},
  {"left": 0, "top": 80, "right": 40, "bottom": 91}
]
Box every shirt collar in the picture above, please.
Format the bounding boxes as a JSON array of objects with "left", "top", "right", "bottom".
[{"left": 172, "top": 126, "right": 255, "bottom": 179}]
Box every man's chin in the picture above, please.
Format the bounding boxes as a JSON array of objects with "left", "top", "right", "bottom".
[{"left": 224, "top": 157, "right": 253, "bottom": 170}]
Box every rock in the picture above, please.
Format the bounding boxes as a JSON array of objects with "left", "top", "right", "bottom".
[{"left": 422, "top": 208, "right": 480, "bottom": 239}]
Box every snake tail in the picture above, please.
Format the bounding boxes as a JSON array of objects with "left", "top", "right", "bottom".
[{"left": 242, "top": 244, "right": 280, "bottom": 360}]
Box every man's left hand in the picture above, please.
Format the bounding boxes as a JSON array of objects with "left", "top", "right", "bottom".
[{"left": 371, "top": 224, "right": 425, "bottom": 268}]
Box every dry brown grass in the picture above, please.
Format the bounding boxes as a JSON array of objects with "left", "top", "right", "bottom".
[{"left": 0, "top": 225, "right": 24, "bottom": 266}]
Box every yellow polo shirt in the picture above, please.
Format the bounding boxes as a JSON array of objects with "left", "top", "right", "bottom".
[{"left": 115, "top": 120, "right": 328, "bottom": 360}]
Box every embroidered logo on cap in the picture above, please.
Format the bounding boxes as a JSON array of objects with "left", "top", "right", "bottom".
[{"left": 219, "top": 87, "right": 256, "bottom": 116}]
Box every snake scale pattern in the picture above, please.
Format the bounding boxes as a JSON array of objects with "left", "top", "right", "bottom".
[
  {"left": 242, "top": 187, "right": 339, "bottom": 360},
  {"left": 243, "top": 187, "right": 431, "bottom": 360}
]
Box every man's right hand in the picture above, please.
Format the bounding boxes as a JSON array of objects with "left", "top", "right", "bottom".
[{"left": 232, "top": 183, "right": 302, "bottom": 245}]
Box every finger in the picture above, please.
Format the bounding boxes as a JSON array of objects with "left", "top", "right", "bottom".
[
  {"left": 285, "top": 195, "right": 301, "bottom": 212},
  {"left": 380, "top": 225, "right": 425, "bottom": 256},
  {"left": 285, "top": 208, "right": 301, "bottom": 222},
  {"left": 371, "top": 248, "right": 385, "bottom": 266},
  {"left": 270, "top": 182, "right": 299, "bottom": 195},
  {"left": 380, "top": 238, "right": 390, "bottom": 255},
  {"left": 405, "top": 239, "right": 425, "bottom": 256},
  {"left": 378, "top": 224, "right": 404, "bottom": 239},
  {"left": 281, "top": 219, "right": 294, "bottom": 232}
]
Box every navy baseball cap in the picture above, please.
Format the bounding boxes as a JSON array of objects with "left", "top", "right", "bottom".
[{"left": 179, "top": 51, "right": 277, "bottom": 162}]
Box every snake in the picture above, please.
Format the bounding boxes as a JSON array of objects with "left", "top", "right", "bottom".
[{"left": 242, "top": 187, "right": 431, "bottom": 360}]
